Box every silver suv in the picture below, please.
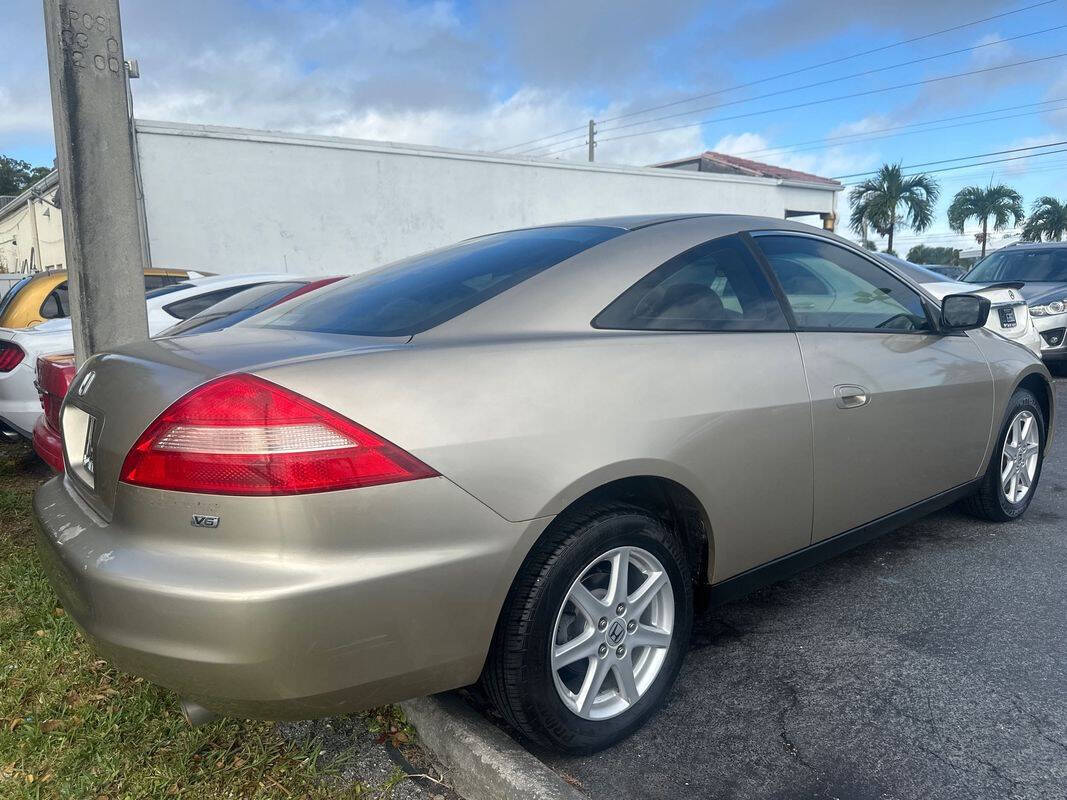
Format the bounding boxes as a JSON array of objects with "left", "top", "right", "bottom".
[{"left": 962, "top": 242, "right": 1067, "bottom": 361}]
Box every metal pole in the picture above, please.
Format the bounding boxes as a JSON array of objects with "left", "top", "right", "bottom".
[
  {"left": 587, "top": 119, "right": 595, "bottom": 163},
  {"left": 26, "top": 197, "right": 41, "bottom": 270},
  {"left": 42, "top": 0, "right": 149, "bottom": 364},
  {"left": 124, "top": 58, "right": 153, "bottom": 270}
]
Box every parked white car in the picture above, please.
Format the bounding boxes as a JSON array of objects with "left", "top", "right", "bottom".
[
  {"left": 0, "top": 273, "right": 295, "bottom": 439},
  {"left": 878, "top": 254, "right": 1043, "bottom": 356}
]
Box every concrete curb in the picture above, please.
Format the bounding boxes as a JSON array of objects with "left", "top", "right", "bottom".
[{"left": 401, "top": 694, "right": 584, "bottom": 800}]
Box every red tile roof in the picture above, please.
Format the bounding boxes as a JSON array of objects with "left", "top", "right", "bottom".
[{"left": 651, "top": 151, "right": 841, "bottom": 188}]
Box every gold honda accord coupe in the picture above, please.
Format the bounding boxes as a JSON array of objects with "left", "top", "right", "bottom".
[{"left": 34, "top": 215, "right": 1053, "bottom": 753}]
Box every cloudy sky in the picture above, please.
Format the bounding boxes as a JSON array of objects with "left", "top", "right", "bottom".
[{"left": 3, "top": 0, "right": 1066, "bottom": 253}]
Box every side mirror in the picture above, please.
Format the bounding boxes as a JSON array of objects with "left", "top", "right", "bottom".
[{"left": 940, "top": 294, "right": 990, "bottom": 331}]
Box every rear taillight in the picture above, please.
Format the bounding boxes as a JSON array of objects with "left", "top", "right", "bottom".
[
  {"left": 37, "top": 355, "right": 77, "bottom": 431},
  {"left": 119, "top": 374, "right": 437, "bottom": 495},
  {"left": 0, "top": 342, "right": 25, "bottom": 372}
]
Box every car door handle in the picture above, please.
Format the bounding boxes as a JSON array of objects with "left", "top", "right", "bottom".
[{"left": 833, "top": 384, "right": 870, "bottom": 409}]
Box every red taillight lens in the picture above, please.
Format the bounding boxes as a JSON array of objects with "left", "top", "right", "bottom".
[
  {"left": 0, "top": 342, "right": 25, "bottom": 372},
  {"left": 119, "top": 374, "right": 437, "bottom": 495},
  {"left": 37, "top": 355, "right": 76, "bottom": 431}
]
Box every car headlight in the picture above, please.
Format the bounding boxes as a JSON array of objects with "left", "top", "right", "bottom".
[{"left": 1029, "top": 299, "right": 1067, "bottom": 316}]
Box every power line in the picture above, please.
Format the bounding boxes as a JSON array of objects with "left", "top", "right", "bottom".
[
  {"left": 493, "top": 121, "right": 589, "bottom": 155},
  {"left": 597, "top": 0, "right": 1061, "bottom": 126},
  {"left": 589, "top": 24, "right": 1067, "bottom": 140},
  {"left": 727, "top": 98, "right": 1067, "bottom": 161},
  {"left": 520, "top": 25, "right": 1066, "bottom": 155},
  {"left": 535, "top": 52, "right": 1067, "bottom": 157},
  {"left": 892, "top": 156, "right": 1067, "bottom": 184},
  {"left": 494, "top": 0, "right": 1060, "bottom": 153},
  {"left": 922, "top": 158, "right": 1067, "bottom": 186},
  {"left": 890, "top": 228, "right": 1024, "bottom": 241},
  {"left": 834, "top": 140, "right": 1067, "bottom": 179},
  {"left": 842, "top": 145, "right": 1067, "bottom": 185}
]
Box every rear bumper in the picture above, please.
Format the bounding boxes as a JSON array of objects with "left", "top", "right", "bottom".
[
  {"left": 33, "top": 475, "right": 548, "bottom": 718},
  {"left": 32, "top": 414, "right": 64, "bottom": 472},
  {"left": 1031, "top": 316, "right": 1067, "bottom": 360}
]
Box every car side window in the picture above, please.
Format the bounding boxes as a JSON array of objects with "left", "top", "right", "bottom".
[
  {"left": 39, "top": 283, "right": 69, "bottom": 319},
  {"left": 143, "top": 274, "right": 167, "bottom": 291},
  {"left": 163, "top": 285, "right": 259, "bottom": 320},
  {"left": 755, "top": 235, "right": 932, "bottom": 332},
  {"left": 593, "top": 235, "right": 787, "bottom": 332}
]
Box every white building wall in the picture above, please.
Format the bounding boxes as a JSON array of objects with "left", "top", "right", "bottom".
[
  {"left": 135, "top": 121, "right": 838, "bottom": 276},
  {"left": 0, "top": 179, "right": 66, "bottom": 274}
]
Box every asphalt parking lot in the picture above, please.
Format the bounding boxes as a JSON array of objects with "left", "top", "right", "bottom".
[{"left": 539, "top": 378, "right": 1067, "bottom": 800}]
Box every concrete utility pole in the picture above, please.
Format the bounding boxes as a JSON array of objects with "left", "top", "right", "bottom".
[
  {"left": 43, "top": 0, "right": 149, "bottom": 364},
  {"left": 587, "top": 119, "right": 596, "bottom": 163}
]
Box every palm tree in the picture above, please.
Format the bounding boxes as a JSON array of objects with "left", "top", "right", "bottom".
[
  {"left": 947, "top": 184, "right": 1024, "bottom": 259},
  {"left": 849, "top": 163, "right": 940, "bottom": 255},
  {"left": 1021, "top": 196, "right": 1067, "bottom": 242}
]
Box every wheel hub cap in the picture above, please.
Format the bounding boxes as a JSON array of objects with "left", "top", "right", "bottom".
[
  {"left": 550, "top": 545, "right": 674, "bottom": 720},
  {"left": 1001, "top": 409, "right": 1039, "bottom": 504}
]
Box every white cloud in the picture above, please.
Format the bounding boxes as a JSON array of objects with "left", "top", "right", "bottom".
[{"left": 711, "top": 132, "right": 770, "bottom": 156}]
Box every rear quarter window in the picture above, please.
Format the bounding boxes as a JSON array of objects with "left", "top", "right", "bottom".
[
  {"left": 39, "top": 282, "right": 70, "bottom": 319},
  {"left": 256, "top": 226, "right": 623, "bottom": 337}
]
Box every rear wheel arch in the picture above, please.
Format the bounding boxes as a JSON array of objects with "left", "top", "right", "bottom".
[{"left": 526, "top": 476, "right": 712, "bottom": 588}]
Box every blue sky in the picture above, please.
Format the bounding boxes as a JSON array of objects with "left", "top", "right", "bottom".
[{"left": 2, "top": 0, "right": 1065, "bottom": 253}]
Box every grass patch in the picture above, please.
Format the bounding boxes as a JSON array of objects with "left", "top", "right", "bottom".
[{"left": 0, "top": 442, "right": 411, "bottom": 799}]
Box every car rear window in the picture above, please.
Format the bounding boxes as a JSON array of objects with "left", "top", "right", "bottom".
[
  {"left": 146, "top": 282, "right": 194, "bottom": 299},
  {"left": 163, "top": 284, "right": 265, "bottom": 320},
  {"left": 256, "top": 226, "right": 623, "bottom": 337}
]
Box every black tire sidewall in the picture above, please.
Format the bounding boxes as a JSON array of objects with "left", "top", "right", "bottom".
[
  {"left": 990, "top": 388, "right": 1045, "bottom": 520},
  {"left": 519, "top": 512, "right": 693, "bottom": 753}
]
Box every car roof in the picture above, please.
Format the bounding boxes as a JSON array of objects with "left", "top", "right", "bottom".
[
  {"left": 504, "top": 213, "right": 836, "bottom": 238},
  {"left": 1003, "top": 241, "right": 1067, "bottom": 250},
  {"left": 178, "top": 272, "right": 296, "bottom": 288},
  {"left": 20, "top": 267, "right": 191, "bottom": 281},
  {"left": 415, "top": 214, "right": 857, "bottom": 339},
  {"left": 522, "top": 213, "right": 721, "bottom": 232}
]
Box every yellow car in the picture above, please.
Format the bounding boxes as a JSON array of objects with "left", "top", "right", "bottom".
[{"left": 0, "top": 268, "right": 200, "bottom": 329}]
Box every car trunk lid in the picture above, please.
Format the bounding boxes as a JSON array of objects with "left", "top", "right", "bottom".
[{"left": 61, "top": 326, "right": 409, "bottom": 520}]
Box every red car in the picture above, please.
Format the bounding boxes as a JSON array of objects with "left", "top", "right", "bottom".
[{"left": 33, "top": 353, "right": 76, "bottom": 472}]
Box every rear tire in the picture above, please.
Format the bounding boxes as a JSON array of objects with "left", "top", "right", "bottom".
[
  {"left": 962, "top": 387, "right": 1045, "bottom": 522},
  {"left": 482, "top": 503, "right": 693, "bottom": 754}
]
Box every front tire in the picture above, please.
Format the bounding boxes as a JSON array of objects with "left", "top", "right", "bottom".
[
  {"left": 482, "top": 503, "right": 693, "bottom": 753},
  {"left": 963, "top": 387, "right": 1045, "bottom": 522}
]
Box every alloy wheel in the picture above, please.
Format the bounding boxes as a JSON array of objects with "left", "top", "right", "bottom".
[
  {"left": 1001, "top": 409, "right": 1040, "bottom": 504},
  {"left": 550, "top": 545, "right": 674, "bottom": 720}
]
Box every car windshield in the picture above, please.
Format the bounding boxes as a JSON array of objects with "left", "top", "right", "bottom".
[
  {"left": 255, "top": 225, "right": 624, "bottom": 336},
  {"left": 964, "top": 248, "right": 1067, "bottom": 283},
  {"left": 0, "top": 276, "right": 34, "bottom": 320}
]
